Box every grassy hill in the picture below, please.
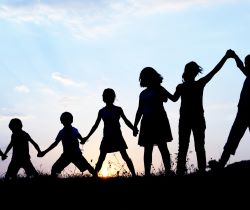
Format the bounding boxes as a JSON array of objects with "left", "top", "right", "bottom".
[{"left": 0, "top": 160, "right": 249, "bottom": 208}]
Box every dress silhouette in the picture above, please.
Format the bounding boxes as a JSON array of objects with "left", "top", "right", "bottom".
[
  {"left": 38, "top": 112, "right": 96, "bottom": 177},
  {"left": 216, "top": 50, "right": 250, "bottom": 168},
  {"left": 170, "top": 50, "right": 232, "bottom": 175},
  {"left": 133, "top": 67, "right": 173, "bottom": 176},
  {"left": 82, "top": 88, "right": 136, "bottom": 177},
  {"left": 3, "top": 118, "right": 41, "bottom": 179}
]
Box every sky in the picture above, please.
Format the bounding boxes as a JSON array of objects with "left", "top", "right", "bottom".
[{"left": 0, "top": 0, "right": 249, "bottom": 177}]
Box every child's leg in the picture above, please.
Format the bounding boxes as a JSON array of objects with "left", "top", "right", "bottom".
[
  {"left": 23, "top": 159, "right": 39, "bottom": 177},
  {"left": 219, "top": 150, "right": 231, "bottom": 168},
  {"left": 193, "top": 121, "right": 206, "bottom": 173},
  {"left": 5, "top": 160, "right": 20, "bottom": 179},
  {"left": 158, "top": 142, "right": 171, "bottom": 174},
  {"left": 177, "top": 120, "right": 191, "bottom": 175},
  {"left": 144, "top": 145, "right": 153, "bottom": 176},
  {"left": 120, "top": 150, "right": 136, "bottom": 177},
  {"left": 95, "top": 151, "right": 106, "bottom": 174},
  {"left": 73, "top": 153, "right": 96, "bottom": 177},
  {"left": 220, "top": 111, "right": 247, "bottom": 167},
  {"left": 51, "top": 154, "right": 70, "bottom": 176}
]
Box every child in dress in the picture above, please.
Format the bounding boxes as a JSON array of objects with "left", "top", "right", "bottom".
[
  {"left": 82, "top": 88, "right": 136, "bottom": 177},
  {"left": 133, "top": 67, "right": 173, "bottom": 176}
]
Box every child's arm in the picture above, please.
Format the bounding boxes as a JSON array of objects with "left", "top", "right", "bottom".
[
  {"left": 120, "top": 108, "right": 134, "bottom": 130},
  {"left": 77, "top": 133, "right": 85, "bottom": 144},
  {"left": 0, "top": 149, "right": 4, "bottom": 156},
  {"left": 38, "top": 139, "right": 60, "bottom": 157},
  {"left": 121, "top": 109, "right": 139, "bottom": 136},
  {"left": 3, "top": 141, "right": 13, "bottom": 157},
  {"left": 133, "top": 99, "right": 143, "bottom": 137},
  {"left": 81, "top": 111, "right": 101, "bottom": 144},
  {"left": 29, "top": 138, "right": 41, "bottom": 153},
  {"left": 231, "top": 51, "right": 247, "bottom": 76},
  {"left": 202, "top": 50, "right": 232, "bottom": 83},
  {"left": 159, "top": 86, "right": 170, "bottom": 102},
  {"left": 0, "top": 149, "right": 7, "bottom": 160},
  {"left": 166, "top": 85, "right": 181, "bottom": 102}
]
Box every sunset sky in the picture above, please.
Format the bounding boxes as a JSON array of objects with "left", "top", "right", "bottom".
[{"left": 0, "top": 0, "right": 249, "bottom": 177}]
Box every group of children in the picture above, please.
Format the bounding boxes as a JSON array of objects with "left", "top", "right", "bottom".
[
  {"left": 0, "top": 89, "right": 139, "bottom": 179},
  {"left": 0, "top": 49, "right": 249, "bottom": 179}
]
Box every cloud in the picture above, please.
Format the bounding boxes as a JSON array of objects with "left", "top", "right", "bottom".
[
  {"left": 51, "top": 72, "right": 86, "bottom": 88},
  {"left": 206, "top": 102, "right": 236, "bottom": 111},
  {"left": 0, "top": 112, "right": 33, "bottom": 121},
  {"left": 0, "top": 0, "right": 237, "bottom": 39},
  {"left": 37, "top": 82, "right": 88, "bottom": 109},
  {"left": 58, "top": 95, "right": 82, "bottom": 108},
  {"left": 39, "top": 86, "right": 56, "bottom": 96},
  {"left": 15, "top": 84, "right": 30, "bottom": 93}
]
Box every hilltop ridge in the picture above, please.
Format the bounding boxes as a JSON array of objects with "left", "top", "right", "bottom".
[{"left": 0, "top": 160, "right": 249, "bottom": 208}]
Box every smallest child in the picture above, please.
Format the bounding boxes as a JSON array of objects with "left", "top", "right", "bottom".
[{"left": 3, "top": 118, "right": 41, "bottom": 179}]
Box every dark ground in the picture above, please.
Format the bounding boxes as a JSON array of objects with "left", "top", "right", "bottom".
[{"left": 1, "top": 160, "right": 250, "bottom": 209}]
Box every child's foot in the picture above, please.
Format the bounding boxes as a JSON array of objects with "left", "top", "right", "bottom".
[
  {"left": 165, "top": 170, "right": 176, "bottom": 176},
  {"left": 208, "top": 159, "right": 223, "bottom": 172},
  {"left": 131, "top": 173, "right": 137, "bottom": 178}
]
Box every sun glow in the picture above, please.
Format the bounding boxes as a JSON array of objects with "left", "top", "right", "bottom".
[
  {"left": 98, "top": 164, "right": 120, "bottom": 178},
  {"left": 99, "top": 167, "right": 109, "bottom": 178}
]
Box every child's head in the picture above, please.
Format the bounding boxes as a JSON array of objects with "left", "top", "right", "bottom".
[
  {"left": 60, "top": 112, "right": 73, "bottom": 127},
  {"left": 182, "top": 61, "right": 203, "bottom": 82},
  {"left": 9, "top": 118, "right": 23, "bottom": 132},
  {"left": 139, "top": 67, "right": 163, "bottom": 87},
  {"left": 244, "top": 55, "right": 250, "bottom": 70},
  {"left": 103, "top": 88, "right": 116, "bottom": 104}
]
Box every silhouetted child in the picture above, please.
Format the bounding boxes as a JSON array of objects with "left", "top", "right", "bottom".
[
  {"left": 3, "top": 118, "right": 41, "bottom": 179},
  {"left": 38, "top": 112, "right": 96, "bottom": 177},
  {"left": 170, "top": 50, "right": 232, "bottom": 175},
  {"left": 82, "top": 88, "right": 136, "bottom": 177},
  {"left": 133, "top": 67, "right": 173, "bottom": 176},
  {"left": 213, "top": 50, "right": 250, "bottom": 169}
]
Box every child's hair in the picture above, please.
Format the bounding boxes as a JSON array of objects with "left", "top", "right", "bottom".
[
  {"left": 244, "top": 55, "right": 250, "bottom": 66},
  {"left": 9, "top": 118, "right": 23, "bottom": 130},
  {"left": 139, "top": 67, "right": 163, "bottom": 87},
  {"left": 182, "top": 61, "right": 203, "bottom": 82},
  {"left": 60, "top": 112, "right": 73, "bottom": 125},
  {"left": 103, "top": 88, "right": 116, "bottom": 104}
]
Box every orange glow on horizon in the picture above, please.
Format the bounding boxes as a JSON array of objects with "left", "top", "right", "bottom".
[
  {"left": 99, "top": 167, "right": 109, "bottom": 178},
  {"left": 98, "top": 165, "right": 119, "bottom": 178}
]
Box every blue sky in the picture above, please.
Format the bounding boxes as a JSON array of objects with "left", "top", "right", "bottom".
[{"left": 0, "top": 0, "right": 249, "bottom": 177}]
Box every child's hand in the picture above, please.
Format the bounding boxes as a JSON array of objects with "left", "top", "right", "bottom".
[
  {"left": 37, "top": 151, "right": 45, "bottom": 157},
  {"left": 133, "top": 127, "right": 139, "bottom": 137},
  {"left": 80, "top": 137, "right": 88, "bottom": 145},
  {"left": 1, "top": 154, "right": 7, "bottom": 160},
  {"left": 226, "top": 49, "right": 235, "bottom": 58}
]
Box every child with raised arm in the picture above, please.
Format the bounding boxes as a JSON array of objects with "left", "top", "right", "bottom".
[
  {"left": 211, "top": 50, "right": 250, "bottom": 169},
  {"left": 133, "top": 67, "right": 173, "bottom": 177},
  {"left": 170, "top": 50, "right": 232, "bottom": 175},
  {"left": 38, "top": 112, "right": 96, "bottom": 177},
  {"left": 3, "top": 118, "right": 41, "bottom": 179},
  {"left": 82, "top": 88, "right": 136, "bottom": 177}
]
